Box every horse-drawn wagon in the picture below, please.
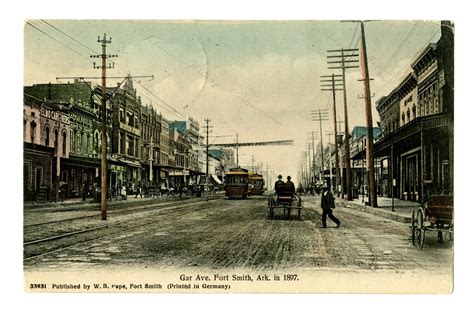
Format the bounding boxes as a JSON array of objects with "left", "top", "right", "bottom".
[
  {"left": 267, "top": 184, "right": 303, "bottom": 220},
  {"left": 411, "top": 195, "right": 453, "bottom": 250}
]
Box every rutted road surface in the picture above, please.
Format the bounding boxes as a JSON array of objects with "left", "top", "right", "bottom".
[{"left": 24, "top": 195, "right": 452, "bottom": 274}]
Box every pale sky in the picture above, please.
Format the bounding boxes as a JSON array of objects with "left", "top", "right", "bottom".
[{"left": 24, "top": 20, "right": 441, "bottom": 183}]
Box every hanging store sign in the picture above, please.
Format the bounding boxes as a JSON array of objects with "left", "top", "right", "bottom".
[
  {"left": 119, "top": 122, "right": 141, "bottom": 136},
  {"left": 168, "top": 170, "right": 190, "bottom": 176}
]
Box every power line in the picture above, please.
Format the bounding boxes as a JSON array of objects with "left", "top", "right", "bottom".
[
  {"left": 26, "top": 21, "right": 91, "bottom": 61},
  {"left": 349, "top": 24, "right": 360, "bottom": 49},
  {"left": 133, "top": 80, "right": 188, "bottom": 120},
  {"left": 377, "top": 28, "right": 442, "bottom": 94},
  {"left": 40, "top": 20, "right": 98, "bottom": 54},
  {"left": 375, "top": 22, "right": 419, "bottom": 78},
  {"left": 27, "top": 21, "right": 189, "bottom": 121}
]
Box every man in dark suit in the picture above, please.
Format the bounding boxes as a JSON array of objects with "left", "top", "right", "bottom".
[
  {"left": 274, "top": 174, "right": 285, "bottom": 194},
  {"left": 286, "top": 176, "right": 296, "bottom": 196},
  {"left": 321, "top": 184, "right": 341, "bottom": 228}
]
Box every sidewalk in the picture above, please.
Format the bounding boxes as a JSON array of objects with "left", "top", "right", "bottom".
[
  {"left": 340, "top": 195, "right": 420, "bottom": 223},
  {"left": 24, "top": 194, "right": 181, "bottom": 211}
]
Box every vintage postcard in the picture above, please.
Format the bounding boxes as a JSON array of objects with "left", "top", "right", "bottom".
[{"left": 23, "top": 19, "right": 454, "bottom": 294}]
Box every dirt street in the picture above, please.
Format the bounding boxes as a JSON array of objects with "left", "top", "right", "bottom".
[{"left": 24, "top": 195, "right": 453, "bottom": 274}]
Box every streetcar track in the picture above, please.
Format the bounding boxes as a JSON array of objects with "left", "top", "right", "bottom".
[
  {"left": 24, "top": 199, "right": 223, "bottom": 260},
  {"left": 24, "top": 196, "right": 220, "bottom": 228}
]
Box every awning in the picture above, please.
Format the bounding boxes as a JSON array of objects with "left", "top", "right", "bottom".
[{"left": 211, "top": 174, "right": 223, "bottom": 184}]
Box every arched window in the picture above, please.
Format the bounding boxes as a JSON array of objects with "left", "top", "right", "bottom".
[
  {"left": 44, "top": 125, "right": 50, "bottom": 146},
  {"left": 413, "top": 106, "right": 416, "bottom": 119},
  {"left": 402, "top": 113, "right": 405, "bottom": 126},
  {"left": 30, "top": 121, "right": 36, "bottom": 143},
  {"left": 94, "top": 131, "right": 99, "bottom": 155},
  {"left": 54, "top": 128, "right": 59, "bottom": 154},
  {"left": 62, "top": 130, "right": 67, "bottom": 156},
  {"left": 407, "top": 109, "right": 410, "bottom": 123},
  {"left": 77, "top": 132, "right": 81, "bottom": 153}
]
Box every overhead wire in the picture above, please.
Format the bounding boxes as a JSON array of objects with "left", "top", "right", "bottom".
[
  {"left": 374, "top": 22, "right": 419, "bottom": 78},
  {"left": 26, "top": 20, "right": 189, "bottom": 120},
  {"left": 377, "top": 27, "right": 442, "bottom": 94},
  {"left": 25, "top": 21, "right": 91, "bottom": 61}
]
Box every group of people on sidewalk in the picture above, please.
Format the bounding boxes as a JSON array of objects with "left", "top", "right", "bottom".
[{"left": 274, "top": 174, "right": 341, "bottom": 228}]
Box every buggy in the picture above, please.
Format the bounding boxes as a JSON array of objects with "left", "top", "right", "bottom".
[{"left": 411, "top": 195, "right": 453, "bottom": 250}]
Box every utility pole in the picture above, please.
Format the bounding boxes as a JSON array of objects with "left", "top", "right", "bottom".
[
  {"left": 336, "top": 119, "right": 345, "bottom": 198},
  {"left": 327, "top": 47, "right": 359, "bottom": 201},
  {"left": 321, "top": 74, "right": 343, "bottom": 196},
  {"left": 311, "top": 109, "right": 329, "bottom": 185},
  {"left": 358, "top": 21, "right": 378, "bottom": 207},
  {"left": 235, "top": 133, "right": 239, "bottom": 167},
  {"left": 205, "top": 118, "right": 211, "bottom": 201},
  {"left": 91, "top": 34, "right": 117, "bottom": 221},
  {"left": 149, "top": 135, "right": 154, "bottom": 185},
  {"left": 307, "top": 131, "right": 318, "bottom": 186},
  {"left": 326, "top": 132, "right": 334, "bottom": 191}
]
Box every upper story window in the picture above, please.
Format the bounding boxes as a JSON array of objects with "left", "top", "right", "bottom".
[
  {"left": 30, "top": 121, "right": 36, "bottom": 143},
  {"left": 44, "top": 125, "right": 50, "bottom": 146},
  {"left": 62, "top": 130, "right": 67, "bottom": 156},
  {"left": 120, "top": 108, "right": 125, "bottom": 122},
  {"left": 54, "top": 128, "right": 59, "bottom": 154}
]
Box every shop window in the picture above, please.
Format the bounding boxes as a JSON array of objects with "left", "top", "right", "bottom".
[{"left": 424, "top": 144, "right": 433, "bottom": 181}]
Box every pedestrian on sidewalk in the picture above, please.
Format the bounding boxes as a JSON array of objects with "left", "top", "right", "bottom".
[
  {"left": 135, "top": 181, "right": 143, "bottom": 198},
  {"left": 321, "top": 184, "right": 341, "bottom": 228},
  {"left": 120, "top": 183, "right": 127, "bottom": 201}
]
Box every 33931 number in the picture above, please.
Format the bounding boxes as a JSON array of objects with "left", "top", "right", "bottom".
[{"left": 30, "top": 283, "right": 47, "bottom": 289}]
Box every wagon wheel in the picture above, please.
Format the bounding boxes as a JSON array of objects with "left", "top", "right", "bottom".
[
  {"left": 415, "top": 207, "right": 425, "bottom": 250},
  {"left": 411, "top": 208, "right": 417, "bottom": 245}
]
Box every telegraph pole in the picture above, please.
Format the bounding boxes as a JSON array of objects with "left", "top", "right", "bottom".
[
  {"left": 321, "top": 74, "right": 343, "bottom": 196},
  {"left": 205, "top": 118, "right": 211, "bottom": 201},
  {"left": 359, "top": 21, "right": 378, "bottom": 207},
  {"left": 311, "top": 109, "right": 329, "bottom": 185},
  {"left": 307, "top": 131, "right": 318, "bottom": 186},
  {"left": 235, "top": 133, "right": 239, "bottom": 167},
  {"left": 327, "top": 48, "right": 359, "bottom": 201},
  {"left": 326, "top": 132, "right": 334, "bottom": 191},
  {"left": 149, "top": 135, "right": 154, "bottom": 185},
  {"left": 91, "top": 34, "right": 117, "bottom": 221},
  {"left": 57, "top": 64, "right": 153, "bottom": 221}
]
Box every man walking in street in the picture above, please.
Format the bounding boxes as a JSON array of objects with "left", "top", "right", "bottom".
[{"left": 321, "top": 184, "right": 341, "bottom": 228}]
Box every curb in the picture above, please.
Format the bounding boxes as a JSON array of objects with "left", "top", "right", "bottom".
[{"left": 341, "top": 201, "right": 412, "bottom": 223}]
